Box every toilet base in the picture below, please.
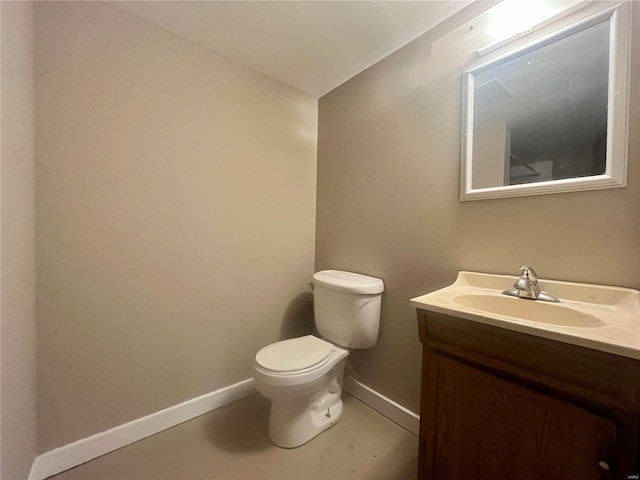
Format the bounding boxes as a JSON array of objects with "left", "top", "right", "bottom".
[
  {"left": 267, "top": 358, "right": 346, "bottom": 448},
  {"left": 269, "top": 397, "right": 343, "bottom": 448}
]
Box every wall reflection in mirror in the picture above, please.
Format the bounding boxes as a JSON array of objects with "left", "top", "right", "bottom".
[{"left": 461, "top": 3, "right": 630, "bottom": 201}]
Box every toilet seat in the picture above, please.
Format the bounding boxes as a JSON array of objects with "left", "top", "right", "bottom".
[{"left": 255, "top": 335, "right": 335, "bottom": 375}]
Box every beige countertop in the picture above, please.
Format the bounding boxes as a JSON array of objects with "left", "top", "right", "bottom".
[{"left": 411, "top": 271, "right": 640, "bottom": 360}]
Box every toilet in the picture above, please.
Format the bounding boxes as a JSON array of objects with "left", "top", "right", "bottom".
[{"left": 253, "top": 270, "right": 384, "bottom": 448}]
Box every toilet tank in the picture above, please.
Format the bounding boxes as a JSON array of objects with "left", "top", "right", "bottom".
[{"left": 312, "top": 270, "right": 384, "bottom": 349}]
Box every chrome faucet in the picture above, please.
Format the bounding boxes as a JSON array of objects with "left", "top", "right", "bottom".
[{"left": 503, "top": 266, "right": 560, "bottom": 302}]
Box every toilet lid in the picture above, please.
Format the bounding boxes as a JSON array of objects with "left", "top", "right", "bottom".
[{"left": 255, "top": 335, "right": 334, "bottom": 373}]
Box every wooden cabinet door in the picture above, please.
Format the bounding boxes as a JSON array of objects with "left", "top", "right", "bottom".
[{"left": 421, "top": 352, "right": 616, "bottom": 480}]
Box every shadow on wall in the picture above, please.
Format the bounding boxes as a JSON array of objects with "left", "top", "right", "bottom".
[{"left": 279, "top": 292, "right": 314, "bottom": 340}]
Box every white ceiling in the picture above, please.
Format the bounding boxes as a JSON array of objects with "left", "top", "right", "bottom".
[{"left": 109, "top": 1, "right": 473, "bottom": 98}]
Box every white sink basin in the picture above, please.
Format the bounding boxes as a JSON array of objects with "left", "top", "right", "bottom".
[
  {"left": 410, "top": 271, "right": 640, "bottom": 359},
  {"left": 453, "top": 294, "right": 604, "bottom": 328}
]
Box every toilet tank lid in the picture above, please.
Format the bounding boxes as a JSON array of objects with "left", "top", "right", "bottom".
[{"left": 313, "top": 270, "right": 384, "bottom": 294}]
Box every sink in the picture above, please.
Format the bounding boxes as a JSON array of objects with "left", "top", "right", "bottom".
[
  {"left": 452, "top": 294, "right": 604, "bottom": 328},
  {"left": 410, "top": 271, "right": 640, "bottom": 359}
]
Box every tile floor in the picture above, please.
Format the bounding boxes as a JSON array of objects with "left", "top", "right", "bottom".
[{"left": 50, "top": 393, "right": 418, "bottom": 480}]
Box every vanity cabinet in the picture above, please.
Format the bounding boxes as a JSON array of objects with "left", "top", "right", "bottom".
[{"left": 417, "top": 310, "right": 640, "bottom": 480}]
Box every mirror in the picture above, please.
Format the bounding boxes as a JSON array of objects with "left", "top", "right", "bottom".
[{"left": 461, "top": 3, "right": 630, "bottom": 201}]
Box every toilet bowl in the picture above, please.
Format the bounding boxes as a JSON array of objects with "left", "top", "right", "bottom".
[
  {"left": 253, "top": 270, "right": 384, "bottom": 448},
  {"left": 254, "top": 335, "right": 349, "bottom": 448}
]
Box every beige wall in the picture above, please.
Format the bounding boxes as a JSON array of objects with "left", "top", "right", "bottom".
[
  {"left": 1, "top": 1, "right": 37, "bottom": 479},
  {"left": 35, "top": 2, "right": 317, "bottom": 452},
  {"left": 316, "top": 2, "right": 640, "bottom": 413}
]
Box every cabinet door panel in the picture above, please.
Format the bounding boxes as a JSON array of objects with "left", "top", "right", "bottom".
[{"left": 424, "top": 352, "right": 615, "bottom": 480}]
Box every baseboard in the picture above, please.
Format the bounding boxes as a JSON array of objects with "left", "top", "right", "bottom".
[
  {"left": 29, "top": 375, "right": 418, "bottom": 479},
  {"left": 29, "top": 378, "right": 257, "bottom": 480},
  {"left": 343, "top": 376, "right": 420, "bottom": 436}
]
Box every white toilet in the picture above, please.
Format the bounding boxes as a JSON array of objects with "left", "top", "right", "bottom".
[{"left": 253, "top": 270, "right": 384, "bottom": 448}]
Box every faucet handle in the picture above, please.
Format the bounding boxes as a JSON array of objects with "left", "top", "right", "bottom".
[{"left": 519, "top": 265, "right": 539, "bottom": 283}]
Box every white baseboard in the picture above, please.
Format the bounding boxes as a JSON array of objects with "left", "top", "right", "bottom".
[
  {"left": 343, "top": 376, "right": 420, "bottom": 436},
  {"left": 29, "top": 375, "right": 418, "bottom": 479},
  {"left": 29, "top": 378, "right": 257, "bottom": 480}
]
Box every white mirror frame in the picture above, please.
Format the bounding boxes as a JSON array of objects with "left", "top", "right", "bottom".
[{"left": 460, "top": 2, "right": 631, "bottom": 201}]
